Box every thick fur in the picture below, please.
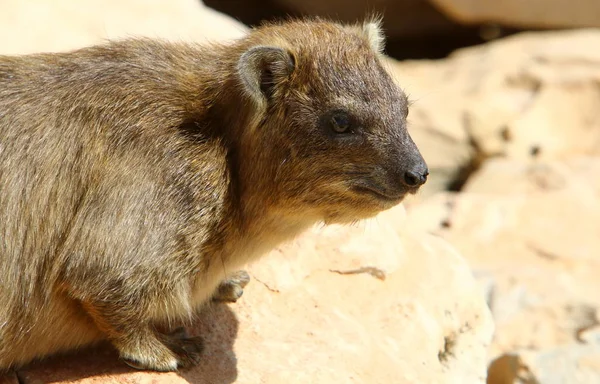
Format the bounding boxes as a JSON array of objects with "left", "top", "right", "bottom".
[{"left": 0, "top": 19, "right": 427, "bottom": 371}]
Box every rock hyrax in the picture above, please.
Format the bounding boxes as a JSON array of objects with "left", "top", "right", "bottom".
[{"left": 0, "top": 19, "right": 428, "bottom": 372}]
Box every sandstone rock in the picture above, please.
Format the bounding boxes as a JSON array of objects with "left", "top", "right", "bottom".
[
  {"left": 405, "top": 158, "right": 600, "bottom": 382},
  {"left": 428, "top": 0, "right": 600, "bottom": 29},
  {"left": 240, "top": 206, "right": 494, "bottom": 384},
  {"left": 462, "top": 156, "right": 600, "bottom": 198},
  {"left": 0, "top": 0, "right": 247, "bottom": 55},
  {"left": 526, "top": 345, "right": 600, "bottom": 383},
  {"left": 386, "top": 29, "right": 600, "bottom": 195},
  {"left": 460, "top": 158, "right": 600, "bottom": 267},
  {"left": 579, "top": 325, "right": 600, "bottom": 346},
  {"left": 488, "top": 344, "right": 600, "bottom": 384},
  {"left": 489, "top": 345, "right": 600, "bottom": 384}
]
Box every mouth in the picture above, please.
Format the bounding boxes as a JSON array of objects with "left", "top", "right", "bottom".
[{"left": 352, "top": 185, "right": 406, "bottom": 203}]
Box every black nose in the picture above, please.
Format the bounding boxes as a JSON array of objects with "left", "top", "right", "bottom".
[{"left": 403, "top": 169, "right": 428, "bottom": 187}]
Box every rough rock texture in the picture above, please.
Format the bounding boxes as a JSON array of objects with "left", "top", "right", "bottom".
[
  {"left": 428, "top": 0, "right": 600, "bottom": 29},
  {"left": 0, "top": 0, "right": 247, "bottom": 55},
  {"left": 385, "top": 28, "right": 600, "bottom": 197},
  {"left": 237, "top": 208, "right": 494, "bottom": 384},
  {"left": 406, "top": 158, "right": 600, "bottom": 383}
]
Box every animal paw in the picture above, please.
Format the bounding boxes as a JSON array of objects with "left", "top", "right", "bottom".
[
  {"left": 160, "top": 328, "right": 204, "bottom": 368},
  {"left": 212, "top": 270, "right": 251, "bottom": 303},
  {"left": 118, "top": 327, "right": 203, "bottom": 371}
]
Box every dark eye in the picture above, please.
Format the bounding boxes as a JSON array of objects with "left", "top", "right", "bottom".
[{"left": 330, "top": 112, "right": 351, "bottom": 133}]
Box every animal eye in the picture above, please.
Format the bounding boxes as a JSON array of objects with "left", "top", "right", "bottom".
[{"left": 330, "top": 112, "right": 351, "bottom": 133}]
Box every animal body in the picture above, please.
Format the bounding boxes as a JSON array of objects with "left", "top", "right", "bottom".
[{"left": 0, "top": 19, "right": 427, "bottom": 371}]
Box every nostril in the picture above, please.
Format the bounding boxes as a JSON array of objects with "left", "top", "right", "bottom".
[
  {"left": 404, "top": 169, "right": 428, "bottom": 187},
  {"left": 404, "top": 170, "right": 420, "bottom": 187}
]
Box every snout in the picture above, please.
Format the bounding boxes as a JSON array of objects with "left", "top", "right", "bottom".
[
  {"left": 394, "top": 134, "right": 428, "bottom": 191},
  {"left": 350, "top": 133, "right": 428, "bottom": 203}
]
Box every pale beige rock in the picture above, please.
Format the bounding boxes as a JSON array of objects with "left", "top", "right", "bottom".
[
  {"left": 443, "top": 30, "right": 600, "bottom": 161},
  {"left": 238, "top": 206, "right": 494, "bottom": 384},
  {"left": 462, "top": 157, "right": 600, "bottom": 197},
  {"left": 516, "top": 345, "right": 600, "bottom": 384},
  {"left": 428, "top": 0, "right": 600, "bottom": 29},
  {"left": 406, "top": 158, "right": 600, "bottom": 382},
  {"left": 0, "top": 0, "right": 248, "bottom": 55},
  {"left": 488, "top": 346, "right": 600, "bottom": 384},
  {"left": 386, "top": 29, "right": 600, "bottom": 195},
  {"left": 579, "top": 325, "right": 600, "bottom": 346}
]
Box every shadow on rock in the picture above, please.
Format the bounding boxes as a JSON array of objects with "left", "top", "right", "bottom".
[
  {"left": 179, "top": 303, "right": 240, "bottom": 383},
  {"left": 13, "top": 303, "right": 239, "bottom": 384},
  {"left": 487, "top": 354, "right": 539, "bottom": 384}
]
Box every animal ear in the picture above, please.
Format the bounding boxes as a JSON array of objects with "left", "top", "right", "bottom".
[
  {"left": 362, "top": 19, "right": 385, "bottom": 53},
  {"left": 347, "top": 18, "right": 386, "bottom": 54},
  {"left": 237, "top": 46, "right": 295, "bottom": 105}
]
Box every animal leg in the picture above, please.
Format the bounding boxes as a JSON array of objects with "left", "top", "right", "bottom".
[{"left": 81, "top": 300, "right": 203, "bottom": 371}]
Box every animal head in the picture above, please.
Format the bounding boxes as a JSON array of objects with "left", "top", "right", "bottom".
[{"left": 235, "top": 19, "right": 427, "bottom": 223}]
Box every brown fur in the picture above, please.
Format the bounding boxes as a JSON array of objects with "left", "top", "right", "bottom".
[{"left": 0, "top": 19, "right": 427, "bottom": 371}]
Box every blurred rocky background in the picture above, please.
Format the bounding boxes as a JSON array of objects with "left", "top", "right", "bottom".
[{"left": 0, "top": 0, "right": 598, "bottom": 383}]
